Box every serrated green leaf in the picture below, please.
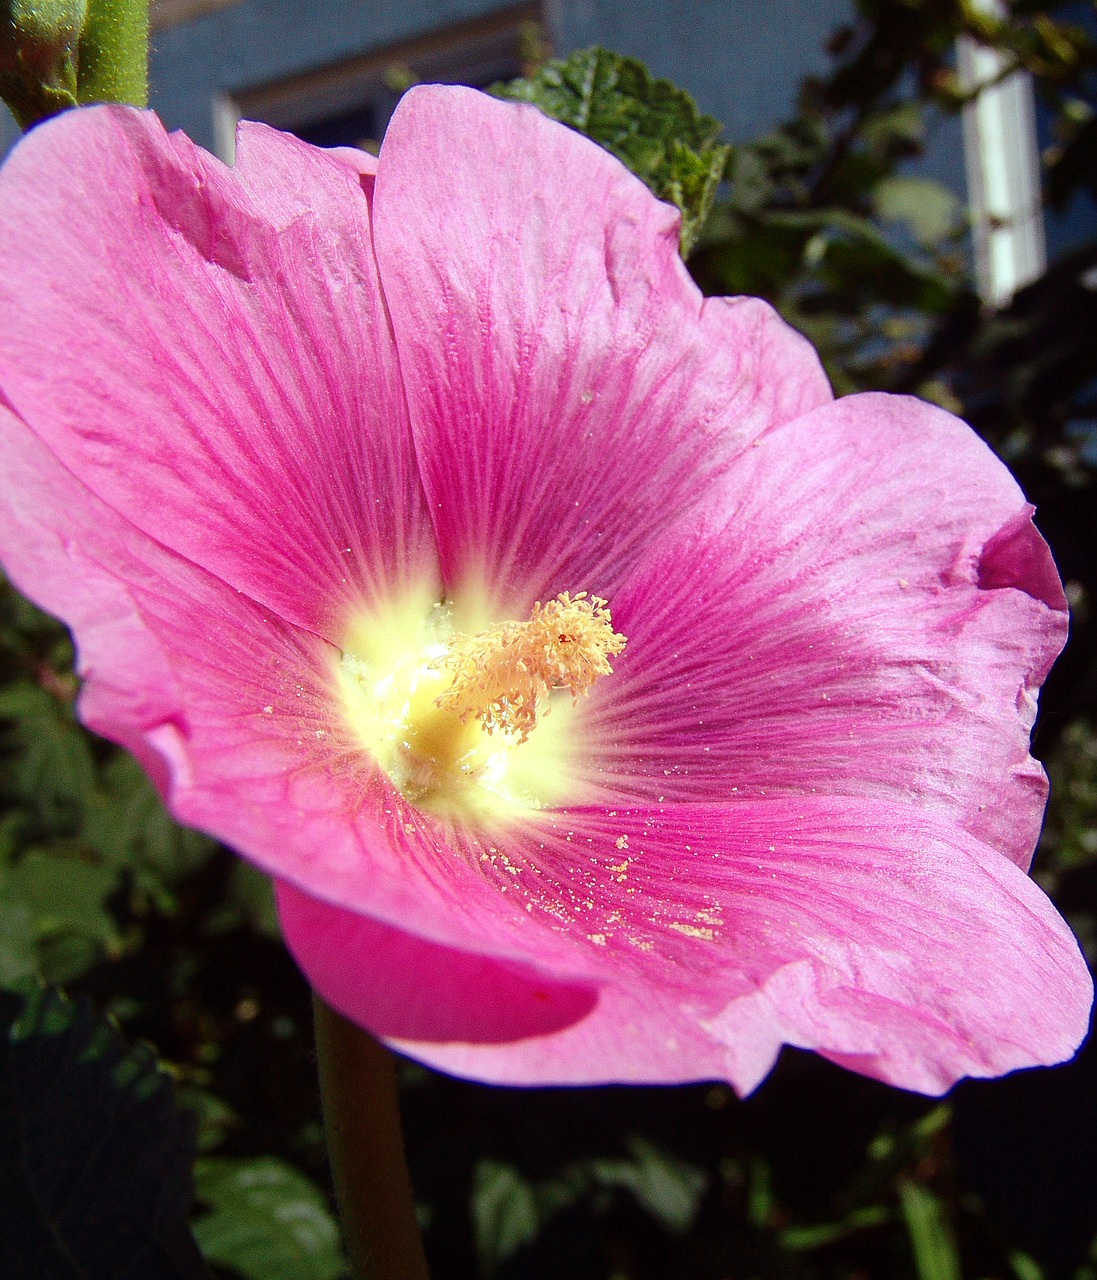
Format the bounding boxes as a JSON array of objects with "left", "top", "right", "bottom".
[
  {"left": 0, "top": 678, "right": 96, "bottom": 828},
  {"left": 193, "top": 1156, "right": 345, "bottom": 1280},
  {"left": 82, "top": 750, "right": 215, "bottom": 903},
  {"left": 472, "top": 1159, "right": 540, "bottom": 1272},
  {"left": 493, "top": 46, "right": 730, "bottom": 255},
  {"left": 0, "top": 985, "right": 206, "bottom": 1277}
]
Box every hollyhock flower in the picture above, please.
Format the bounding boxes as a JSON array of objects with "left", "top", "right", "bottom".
[{"left": 0, "top": 84, "right": 1089, "bottom": 1096}]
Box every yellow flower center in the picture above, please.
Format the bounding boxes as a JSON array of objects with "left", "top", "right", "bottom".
[{"left": 338, "top": 591, "right": 626, "bottom": 820}]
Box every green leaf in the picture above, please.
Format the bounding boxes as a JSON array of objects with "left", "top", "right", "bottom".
[
  {"left": 1009, "top": 1250, "right": 1047, "bottom": 1280},
  {"left": 1039, "top": 719, "right": 1097, "bottom": 876},
  {"left": 193, "top": 1156, "right": 346, "bottom": 1280},
  {"left": 4, "top": 847, "right": 118, "bottom": 937},
  {"left": 493, "top": 46, "right": 730, "bottom": 256},
  {"left": 0, "top": 984, "right": 206, "bottom": 1277},
  {"left": 860, "top": 101, "right": 926, "bottom": 162},
  {"left": 83, "top": 750, "right": 215, "bottom": 904},
  {"left": 472, "top": 1159, "right": 540, "bottom": 1272},
  {"left": 202, "top": 861, "right": 283, "bottom": 940},
  {"left": 874, "top": 176, "right": 962, "bottom": 247},
  {"left": 226, "top": 861, "right": 282, "bottom": 940},
  {"left": 0, "top": 846, "right": 122, "bottom": 985},
  {"left": 176, "top": 1084, "right": 240, "bottom": 1154},
  {"left": 780, "top": 1203, "right": 892, "bottom": 1250},
  {"left": 0, "top": 898, "right": 36, "bottom": 986},
  {"left": 745, "top": 1156, "right": 776, "bottom": 1230},
  {"left": 0, "top": 679, "right": 97, "bottom": 830},
  {"left": 898, "top": 1179, "right": 961, "bottom": 1280},
  {"left": 583, "top": 1136, "right": 706, "bottom": 1234}
]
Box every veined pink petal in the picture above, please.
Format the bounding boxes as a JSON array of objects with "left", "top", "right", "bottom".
[
  {"left": 0, "top": 397, "right": 183, "bottom": 793},
  {"left": 371, "top": 86, "right": 833, "bottom": 609},
  {"left": 279, "top": 795, "right": 1091, "bottom": 1094},
  {"left": 0, "top": 389, "right": 612, "bottom": 975},
  {"left": 0, "top": 88, "right": 1084, "bottom": 1097},
  {"left": 582, "top": 393, "right": 1067, "bottom": 869},
  {"left": 0, "top": 107, "right": 437, "bottom": 640},
  {"left": 276, "top": 879, "right": 599, "bottom": 1043},
  {"left": 0, "top": 395, "right": 447, "bottom": 952}
]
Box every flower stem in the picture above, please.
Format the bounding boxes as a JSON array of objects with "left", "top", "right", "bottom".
[
  {"left": 77, "top": 0, "right": 148, "bottom": 108},
  {"left": 313, "top": 996, "right": 430, "bottom": 1280}
]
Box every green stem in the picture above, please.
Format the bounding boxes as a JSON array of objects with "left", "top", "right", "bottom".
[
  {"left": 76, "top": 0, "right": 147, "bottom": 107},
  {"left": 313, "top": 997, "right": 430, "bottom": 1280}
]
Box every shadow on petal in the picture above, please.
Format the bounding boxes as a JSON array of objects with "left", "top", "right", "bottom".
[{"left": 277, "top": 880, "right": 598, "bottom": 1044}]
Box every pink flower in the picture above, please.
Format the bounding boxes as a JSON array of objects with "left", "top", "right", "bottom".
[{"left": 0, "top": 85, "right": 1089, "bottom": 1095}]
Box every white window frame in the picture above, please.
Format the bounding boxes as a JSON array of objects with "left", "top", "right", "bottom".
[
  {"left": 958, "top": 0, "right": 1046, "bottom": 306},
  {"left": 213, "top": 3, "right": 540, "bottom": 165}
]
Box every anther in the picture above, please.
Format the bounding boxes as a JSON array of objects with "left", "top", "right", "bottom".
[{"left": 434, "top": 592, "right": 627, "bottom": 741}]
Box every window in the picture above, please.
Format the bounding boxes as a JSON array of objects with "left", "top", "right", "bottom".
[{"left": 215, "top": 4, "right": 540, "bottom": 162}]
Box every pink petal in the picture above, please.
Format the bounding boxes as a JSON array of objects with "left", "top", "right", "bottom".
[
  {"left": 278, "top": 796, "right": 1091, "bottom": 1094},
  {"left": 4, "top": 293, "right": 1084, "bottom": 1098},
  {"left": 584, "top": 392, "right": 1067, "bottom": 869},
  {"left": 0, "top": 107, "right": 437, "bottom": 641},
  {"left": 0, "top": 396, "right": 596, "bottom": 974},
  {"left": 0, "top": 397, "right": 183, "bottom": 793},
  {"left": 371, "top": 85, "right": 833, "bottom": 610},
  {"left": 0, "top": 381, "right": 600, "bottom": 982},
  {"left": 276, "top": 879, "right": 598, "bottom": 1043},
  {"left": 0, "top": 92, "right": 1080, "bottom": 1104},
  {"left": 0, "top": 398, "right": 450, "bottom": 951}
]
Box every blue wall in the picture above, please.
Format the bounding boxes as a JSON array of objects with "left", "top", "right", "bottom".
[
  {"left": 0, "top": 1, "right": 964, "bottom": 198},
  {"left": 144, "top": 0, "right": 855, "bottom": 151},
  {"left": 150, "top": 0, "right": 523, "bottom": 149},
  {"left": 551, "top": 0, "right": 849, "bottom": 140}
]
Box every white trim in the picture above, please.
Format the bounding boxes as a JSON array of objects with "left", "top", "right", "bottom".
[
  {"left": 211, "top": 4, "right": 539, "bottom": 165},
  {"left": 958, "top": 0, "right": 1046, "bottom": 305},
  {"left": 212, "top": 92, "right": 240, "bottom": 165}
]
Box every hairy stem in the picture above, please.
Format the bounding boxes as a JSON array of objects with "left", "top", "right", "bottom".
[{"left": 77, "top": 0, "right": 148, "bottom": 107}]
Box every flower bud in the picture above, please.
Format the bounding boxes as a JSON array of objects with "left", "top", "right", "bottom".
[{"left": 0, "top": 0, "right": 88, "bottom": 127}]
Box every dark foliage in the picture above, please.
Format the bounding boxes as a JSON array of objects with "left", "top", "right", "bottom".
[{"left": 0, "top": 985, "right": 207, "bottom": 1279}]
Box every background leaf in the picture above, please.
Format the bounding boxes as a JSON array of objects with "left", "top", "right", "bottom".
[
  {"left": 0, "top": 984, "right": 206, "bottom": 1278},
  {"left": 192, "top": 1156, "right": 346, "bottom": 1280},
  {"left": 492, "top": 46, "right": 730, "bottom": 256},
  {"left": 472, "top": 1160, "right": 540, "bottom": 1274},
  {"left": 873, "top": 175, "right": 963, "bottom": 247},
  {"left": 898, "top": 1179, "right": 962, "bottom": 1280}
]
